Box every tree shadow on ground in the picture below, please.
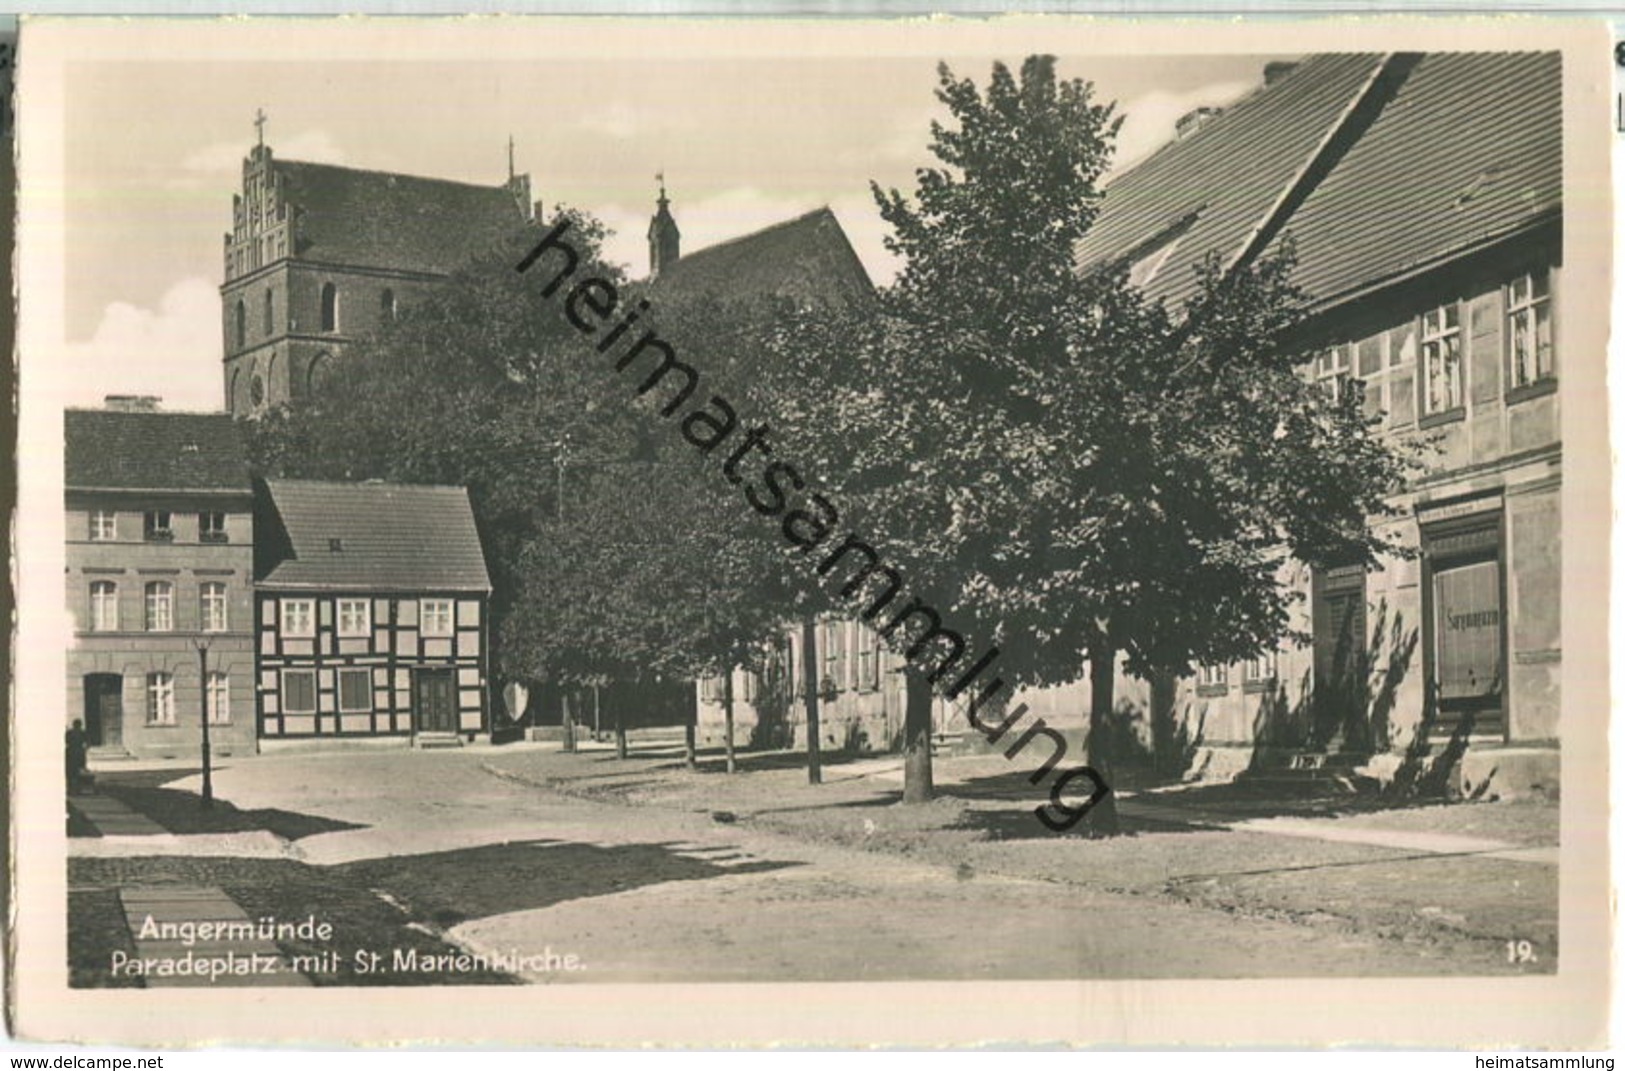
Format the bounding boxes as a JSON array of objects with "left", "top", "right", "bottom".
[
  {"left": 89, "top": 769, "right": 366, "bottom": 840},
  {"left": 337, "top": 838, "right": 799, "bottom": 929}
]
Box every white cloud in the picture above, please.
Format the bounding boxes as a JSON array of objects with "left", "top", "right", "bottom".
[
  {"left": 63, "top": 278, "right": 226, "bottom": 412},
  {"left": 576, "top": 103, "right": 641, "bottom": 141},
  {"left": 1109, "top": 79, "right": 1256, "bottom": 176},
  {"left": 174, "top": 129, "right": 346, "bottom": 186}
]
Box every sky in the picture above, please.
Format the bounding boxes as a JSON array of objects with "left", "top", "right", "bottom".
[{"left": 58, "top": 49, "right": 1286, "bottom": 411}]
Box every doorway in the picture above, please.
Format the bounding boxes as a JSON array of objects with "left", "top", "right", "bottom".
[
  {"left": 414, "top": 669, "right": 457, "bottom": 734},
  {"left": 83, "top": 674, "right": 123, "bottom": 748}
]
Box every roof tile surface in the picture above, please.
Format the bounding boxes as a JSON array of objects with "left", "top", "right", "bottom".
[{"left": 65, "top": 410, "right": 252, "bottom": 492}]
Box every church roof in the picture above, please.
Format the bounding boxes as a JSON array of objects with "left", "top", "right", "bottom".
[
  {"left": 65, "top": 409, "right": 251, "bottom": 494},
  {"left": 651, "top": 207, "right": 875, "bottom": 308},
  {"left": 256, "top": 478, "right": 491, "bottom": 592},
  {"left": 1076, "top": 50, "right": 1561, "bottom": 313},
  {"left": 274, "top": 159, "right": 526, "bottom": 275}
]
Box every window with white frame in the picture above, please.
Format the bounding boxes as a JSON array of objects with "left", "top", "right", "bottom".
[
  {"left": 1314, "top": 344, "right": 1353, "bottom": 403},
  {"left": 280, "top": 598, "right": 315, "bottom": 637},
  {"left": 1197, "top": 664, "right": 1228, "bottom": 690},
  {"left": 144, "top": 510, "right": 174, "bottom": 541},
  {"left": 200, "top": 582, "right": 227, "bottom": 632},
  {"left": 90, "top": 581, "right": 118, "bottom": 631},
  {"left": 856, "top": 626, "right": 876, "bottom": 691},
  {"left": 1421, "top": 303, "right": 1463, "bottom": 415},
  {"left": 420, "top": 599, "right": 454, "bottom": 637},
  {"left": 199, "top": 511, "right": 227, "bottom": 542},
  {"left": 206, "top": 671, "right": 231, "bottom": 725},
  {"left": 282, "top": 669, "right": 317, "bottom": 714},
  {"left": 1507, "top": 268, "right": 1553, "bottom": 390},
  {"left": 147, "top": 672, "right": 176, "bottom": 725},
  {"left": 338, "top": 668, "right": 372, "bottom": 713},
  {"left": 1243, "top": 650, "right": 1279, "bottom": 686},
  {"left": 89, "top": 510, "right": 116, "bottom": 541},
  {"left": 144, "top": 581, "right": 173, "bottom": 632},
  {"left": 337, "top": 598, "right": 371, "bottom": 638}
]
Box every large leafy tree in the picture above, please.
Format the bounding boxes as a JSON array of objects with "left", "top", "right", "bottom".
[
  {"left": 244, "top": 212, "right": 790, "bottom": 729},
  {"left": 746, "top": 56, "right": 1412, "bottom": 830}
]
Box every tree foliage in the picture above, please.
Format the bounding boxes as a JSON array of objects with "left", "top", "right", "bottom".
[{"left": 745, "top": 56, "right": 1415, "bottom": 823}]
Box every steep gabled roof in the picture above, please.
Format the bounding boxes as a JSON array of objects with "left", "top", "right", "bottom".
[
  {"left": 1074, "top": 53, "right": 1389, "bottom": 309},
  {"left": 274, "top": 160, "right": 526, "bottom": 274},
  {"left": 65, "top": 409, "right": 251, "bottom": 493},
  {"left": 257, "top": 478, "right": 491, "bottom": 592},
  {"left": 650, "top": 207, "right": 875, "bottom": 308},
  {"left": 1077, "top": 51, "right": 1562, "bottom": 316},
  {"left": 1282, "top": 51, "right": 1561, "bottom": 308}
]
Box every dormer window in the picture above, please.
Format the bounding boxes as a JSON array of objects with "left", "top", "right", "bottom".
[{"left": 328, "top": 538, "right": 345, "bottom": 552}]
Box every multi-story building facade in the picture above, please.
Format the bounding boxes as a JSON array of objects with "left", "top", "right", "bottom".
[
  {"left": 65, "top": 401, "right": 258, "bottom": 760},
  {"left": 221, "top": 131, "right": 535, "bottom": 417},
  {"left": 253, "top": 478, "right": 493, "bottom": 745}
]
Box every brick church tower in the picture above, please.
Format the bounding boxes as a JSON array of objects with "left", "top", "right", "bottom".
[{"left": 221, "top": 115, "right": 538, "bottom": 417}]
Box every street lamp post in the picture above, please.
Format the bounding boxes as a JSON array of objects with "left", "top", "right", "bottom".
[{"left": 194, "top": 638, "right": 214, "bottom": 809}]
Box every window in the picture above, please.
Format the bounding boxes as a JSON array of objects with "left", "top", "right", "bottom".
[
  {"left": 199, "top": 582, "right": 227, "bottom": 632},
  {"left": 89, "top": 510, "right": 115, "bottom": 541},
  {"left": 338, "top": 668, "right": 372, "bottom": 712},
  {"left": 337, "top": 598, "right": 370, "bottom": 637},
  {"left": 199, "top": 511, "right": 227, "bottom": 543},
  {"left": 143, "top": 510, "right": 173, "bottom": 542},
  {"left": 1421, "top": 303, "right": 1463, "bottom": 416},
  {"left": 822, "top": 621, "right": 846, "bottom": 692},
  {"left": 1242, "top": 650, "right": 1278, "bottom": 690},
  {"left": 1507, "top": 268, "right": 1553, "bottom": 391},
  {"left": 1314, "top": 344, "right": 1353, "bottom": 403},
  {"left": 282, "top": 669, "right": 317, "bottom": 714},
  {"left": 381, "top": 288, "right": 397, "bottom": 322},
  {"left": 855, "top": 629, "right": 874, "bottom": 691},
  {"left": 280, "top": 598, "right": 315, "bottom": 637},
  {"left": 89, "top": 581, "right": 118, "bottom": 631},
  {"left": 206, "top": 671, "right": 231, "bottom": 725},
  {"left": 420, "top": 599, "right": 454, "bottom": 637},
  {"left": 147, "top": 672, "right": 175, "bottom": 725},
  {"left": 144, "top": 581, "right": 173, "bottom": 632},
  {"left": 235, "top": 299, "right": 246, "bottom": 350},
  {"left": 1196, "top": 664, "right": 1228, "bottom": 693},
  {"left": 321, "top": 283, "right": 339, "bottom": 332},
  {"left": 867, "top": 630, "right": 884, "bottom": 690},
  {"left": 263, "top": 289, "right": 275, "bottom": 335}
]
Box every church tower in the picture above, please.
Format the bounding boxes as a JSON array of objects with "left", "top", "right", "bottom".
[
  {"left": 221, "top": 116, "right": 535, "bottom": 418},
  {"left": 648, "top": 176, "right": 681, "bottom": 277}
]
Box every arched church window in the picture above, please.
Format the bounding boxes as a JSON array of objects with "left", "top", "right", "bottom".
[
  {"left": 381, "top": 289, "right": 397, "bottom": 322},
  {"left": 234, "top": 300, "right": 246, "bottom": 350},
  {"left": 321, "top": 283, "right": 339, "bottom": 332},
  {"left": 263, "top": 289, "right": 274, "bottom": 335},
  {"left": 307, "top": 352, "right": 330, "bottom": 395}
]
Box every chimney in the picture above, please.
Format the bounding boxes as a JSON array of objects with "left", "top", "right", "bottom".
[
  {"left": 1264, "top": 61, "right": 1299, "bottom": 86},
  {"left": 104, "top": 395, "right": 161, "bottom": 412},
  {"left": 1175, "top": 106, "right": 1223, "bottom": 141}
]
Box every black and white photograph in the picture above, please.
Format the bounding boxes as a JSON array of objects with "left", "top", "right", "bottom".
[{"left": 10, "top": 15, "right": 1612, "bottom": 1048}]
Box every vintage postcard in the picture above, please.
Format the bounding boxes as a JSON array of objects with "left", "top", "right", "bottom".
[{"left": 9, "top": 15, "right": 1613, "bottom": 1048}]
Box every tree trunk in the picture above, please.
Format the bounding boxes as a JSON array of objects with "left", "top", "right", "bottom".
[
  {"left": 613, "top": 687, "right": 627, "bottom": 760},
  {"left": 1086, "top": 645, "right": 1123, "bottom": 836},
  {"left": 561, "top": 688, "right": 576, "bottom": 754},
  {"left": 901, "top": 665, "right": 934, "bottom": 804},
  {"left": 801, "top": 617, "right": 822, "bottom": 785},
  {"left": 722, "top": 671, "right": 737, "bottom": 774}
]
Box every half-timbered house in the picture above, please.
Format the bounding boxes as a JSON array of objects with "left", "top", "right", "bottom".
[{"left": 253, "top": 478, "right": 492, "bottom": 745}]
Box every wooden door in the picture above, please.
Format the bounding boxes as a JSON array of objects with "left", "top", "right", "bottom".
[
  {"left": 84, "top": 674, "right": 123, "bottom": 748},
  {"left": 415, "top": 669, "right": 457, "bottom": 733}
]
